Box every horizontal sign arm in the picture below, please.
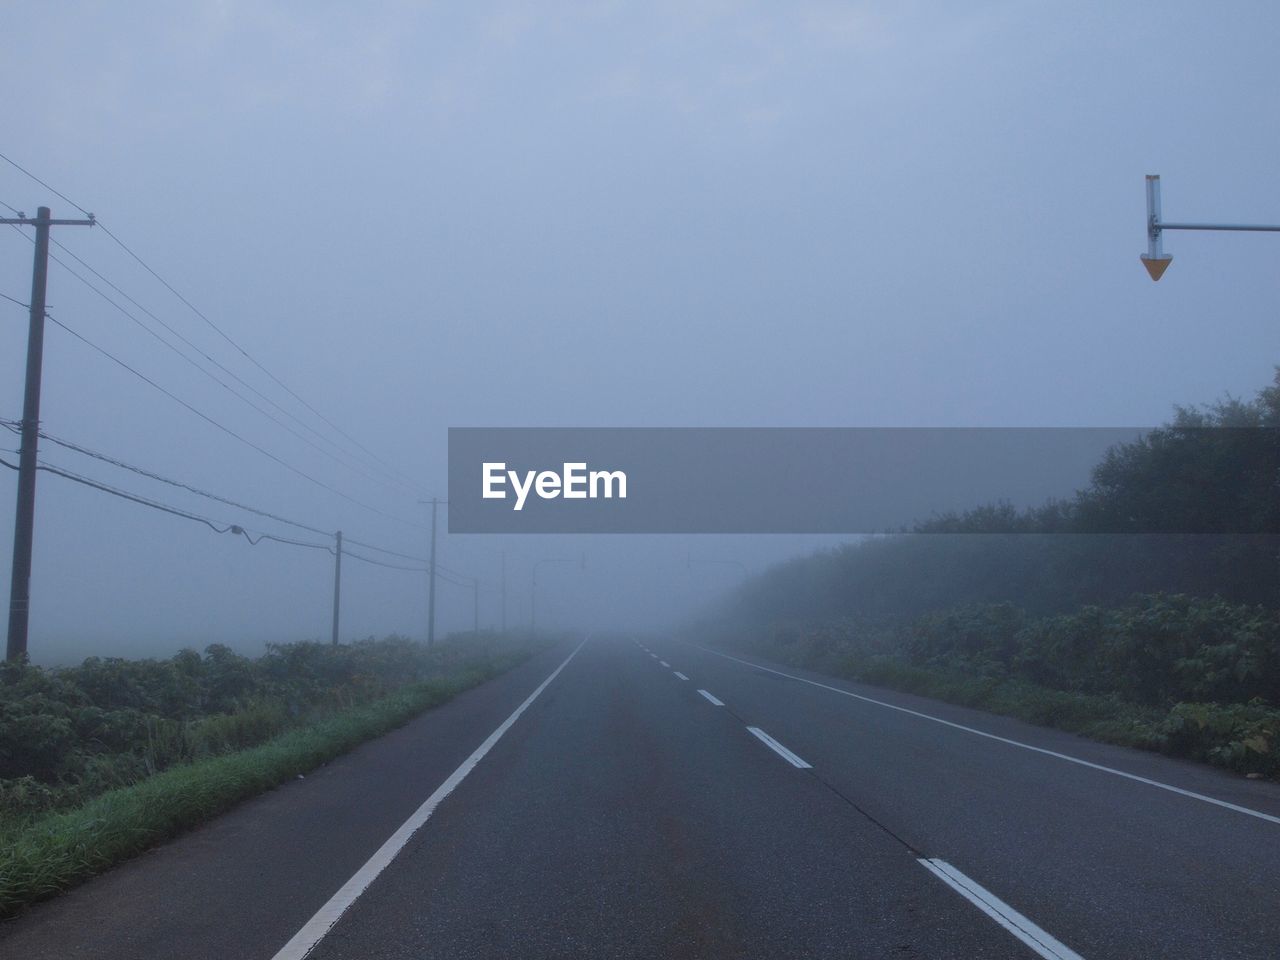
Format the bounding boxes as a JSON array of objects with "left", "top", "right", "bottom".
[{"left": 1158, "top": 222, "right": 1280, "bottom": 232}]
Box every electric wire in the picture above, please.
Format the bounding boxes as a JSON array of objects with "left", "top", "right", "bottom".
[
  {"left": 0, "top": 152, "right": 92, "bottom": 218},
  {"left": 3, "top": 452, "right": 452, "bottom": 576},
  {"left": 342, "top": 549, "right": 427, "bottom": 573},
  {"left": 0, "top": 169, "right": 435, "bottom": 500},
  {"left": 0, "top": 202, "right": 422, "bottom": 503},
  {"left": 43, "top": 310, "right": 428, "bottom": 531},
  {"left": 2, "top": 453, "right": 480, "bottom": 581},
  {"left": 43, "top": 241, "right": 416, "bottom": 499},
  {"left": 93, "top": 214, "right": 432, "bottom": 496},
  {"left": 0, "top": 452, "right": 337, "bottom": 552},
  {"left": 342, "top": 536, "right": 427, "bottom": 563},
  {"left": 44, "top": 234, "right": 426, "bottom": 499},
  {"left": 2, "top": 418, "right": 454, "bottom": 575},
  {"left": 0, "top": 163, "right": 478, "bottom": 589},
  {"left": 29, "top": 425, "right": 333, "bottom": 538}
]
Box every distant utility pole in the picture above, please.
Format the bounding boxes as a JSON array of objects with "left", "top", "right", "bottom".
[
  {"left": 471, "top": 577, "right": 479, "bottom": 635},
  {"left": 331, "top": 531, "right": 343, "bottom": 645},
  {"left": 420, "top": 497, "right": 439, "bottom": 647},
  {"left": 1141, "top": 174, "right": 1280, "bottom": 281},
  {"left": 4, "top": 206, "right": 95, "bottom": 663},
  {"left": 500, "top": 550, "right": 507, "bottom": 633}
]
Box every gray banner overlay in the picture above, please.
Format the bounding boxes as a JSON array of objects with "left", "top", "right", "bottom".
[{"left": 447, "top": 427, "right": 1277, "bottom": 534}]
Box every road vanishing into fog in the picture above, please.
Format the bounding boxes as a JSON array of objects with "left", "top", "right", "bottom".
[{"left": 4, "top": 637, "right": 1280, "bottom": 959}]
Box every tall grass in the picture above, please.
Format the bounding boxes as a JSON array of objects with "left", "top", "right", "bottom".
[{"left": 0, "top": 654, "right": 527, "bottom": 917}]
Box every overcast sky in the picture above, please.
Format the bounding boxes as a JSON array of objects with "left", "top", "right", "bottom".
[{"left": 2, "top": 2, "right": 1279, "bottom": 663}]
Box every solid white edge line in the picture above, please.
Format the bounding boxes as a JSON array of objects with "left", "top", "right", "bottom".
[
  {"left": 270, "top": 639, "right": 589, "bottom": 960},
  {"left": 674, "top": 671, "right": 689, "bottom": 681},
  {"left": 746, "top": 726, "right": 812, "bottom": 768},
  {"left": 918, "top": 859, "right": 1084, "bottom": 960},
  {"left": 698, "top": 689, "right": 725, "bottom": 706},
  {"left": 698, "top": 646, "right": 1280, "bottom": 826}
]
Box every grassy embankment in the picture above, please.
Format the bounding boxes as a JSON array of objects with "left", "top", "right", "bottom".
[{"left": 0, "top": 634, "right": 541, "bottom": 917}]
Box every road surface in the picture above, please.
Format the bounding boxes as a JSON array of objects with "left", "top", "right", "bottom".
[{"left": 3, "top": 636, "right": 1278, "bottom": 959}]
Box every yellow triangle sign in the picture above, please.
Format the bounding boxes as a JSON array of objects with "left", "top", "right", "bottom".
[{"left": 1141, "top": 254, "right": 1172, "bottom": 281}]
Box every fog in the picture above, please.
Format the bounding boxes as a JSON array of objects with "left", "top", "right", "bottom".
[{"left": 2, "top": 2, "right": 1279, "bottom": 664}]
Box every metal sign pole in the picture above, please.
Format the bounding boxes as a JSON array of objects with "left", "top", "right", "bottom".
[{"left": 1141, "top": 175, "right": 1280, "bottom": 281}]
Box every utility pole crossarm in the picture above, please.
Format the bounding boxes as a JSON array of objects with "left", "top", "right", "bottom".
[{"left": 0, "top": 216, "right": 96, "bottom": 226}]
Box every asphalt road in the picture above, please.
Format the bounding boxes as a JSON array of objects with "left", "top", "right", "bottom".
[{"left": 4, "top": 636, "right": 1279, "bottom": 959}]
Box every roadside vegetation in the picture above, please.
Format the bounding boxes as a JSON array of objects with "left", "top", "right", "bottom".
[
  {"left": 702, "top": 373, "right": 1280, "bottom": 778},
  {"left": 0, "top": 634, "right": 539, "bottom": 916}
]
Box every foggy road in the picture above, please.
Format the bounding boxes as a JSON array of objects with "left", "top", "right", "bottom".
[{"left": 4, "top": 637, "right": 1279, "bottom": 960}]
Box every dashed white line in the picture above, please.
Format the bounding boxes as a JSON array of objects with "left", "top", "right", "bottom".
[
  {"left": 270, "top": 640, "right": 587, "bottom": 960},
  {"left": 746, "top": 726, "right": 812, "bottom": 768},
  {"left": 918, "top": 859, "right": 1085, "bottom": 960},
  {"left": 659, "top": 660, "right": 670, "bottom": 668},
  {"left": 674, "top": 671, "right": 689, "bottom": 681},
  {"left": 699, "top": 646, "right": 1280, "bottom": 826},
  {"left": 698, "top": 689, "right": 725, "bottom": 706}
]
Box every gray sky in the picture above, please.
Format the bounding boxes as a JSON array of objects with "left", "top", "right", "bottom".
[{"left": 2, "top": 2, "right": 1279, "bottom": 663}]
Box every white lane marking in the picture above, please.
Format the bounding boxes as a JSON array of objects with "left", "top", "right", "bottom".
[
  {"left": 698, "top": 689, "right": 725, "bottom": 706},
  {"left": 271, "top": 640, "right": 588, "bottom": 960},
  {"left": 649, "top": 653, "right": 658, "bottom": 659},
  {"left": 746, "top": 726, "right": 812, "bottom": 768},
  {"left": 699, "top": 646, "right": 1280, "bottom": 826},
  {"left": 659, "top": 660, "right": 670, "bottom": 668},
  {"left": 674, "top": 671, "right": 689, "bottom": 681},
  {"left": 919, "top": 859, "right": 1084, "bottom": 960}
]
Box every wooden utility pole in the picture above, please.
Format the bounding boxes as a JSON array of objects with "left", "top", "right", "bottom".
[
  {"left": 427, "top": 497, "right": 438, "bottom": 646},
  {"left": 5, "top": 206, "right": 95, "bottom": 662},
  {"left": 331, "top": 531, "right": 343, "bottom": 645}
]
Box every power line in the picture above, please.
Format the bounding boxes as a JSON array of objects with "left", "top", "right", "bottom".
[
  {"left": 0, "top": 454, "right": 476, "bottom": 582},
  {"left": 42, "top": 233, "right": 426, "bottom": 499},
  {"left": 235, "top": 528, "right": 335, "bottom": 552},
  {"left": 0, "top": 152, "right": 92, "bottom": 218},
  {"left": 343, "top": 549, "right": 427, "bottom": 573},
  {"left": 0, "top": 291, "right": 27, "bottom": 309},
  {"left": 0, "top": 452, "right": 228, "bottom": 535},
  {"left": 31, "top": 426, "right": 332, "bottom": 538},
  {"left": 3, "top": 418, "right": 438, "bottom": 567},
  {"left": 0, "top": 451, "right": 337, "bottom": 553},
  {"left": 42, "top": 241, "right": 419, "bottom": 500},
  {"left": 0, "top": 162, "right": 434, "bottom": 499},
  {"left": 94, "top": 213, "right": 431, "bottom": 496},
  {"left": 433, "top": 565, "right": 474, "bottom": 589},
  {"left": 43, "top": 310, "right": 428, "bottom": 531},
  {"left": 337, "top": 536, "right": 476, "bottom": 583},
  {"left": 1, "top": 204, "right": 424, "bottom": 504},
  {"left": 343, "top": 536, "right": 427, "bottom": 563}
]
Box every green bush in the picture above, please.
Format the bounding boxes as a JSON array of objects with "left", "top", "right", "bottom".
[
  {"left": 0, "top": 634, "right": 531, "bottom": 824},
  {"left": 708, "top": 594, "right": 1280, "bottom": 777},
  {"left": 0, "top": 646, "right": 533, "bottom": 918}
]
